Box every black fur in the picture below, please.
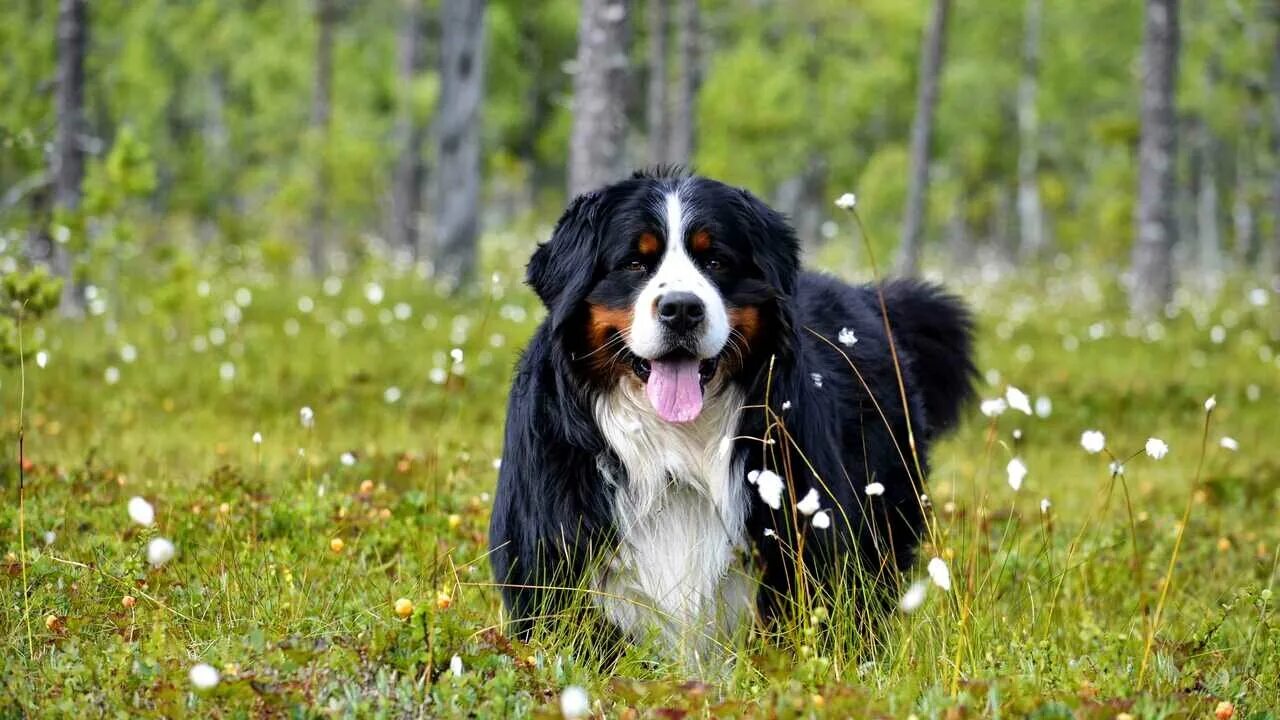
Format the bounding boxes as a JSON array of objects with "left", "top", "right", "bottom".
[{"left": 490, "top": 171, "right": 976, "bottom": 640}]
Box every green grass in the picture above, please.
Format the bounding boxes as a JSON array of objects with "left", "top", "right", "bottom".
[{"left": 3, "top": 247, "right": 1279, "bottom": 717}]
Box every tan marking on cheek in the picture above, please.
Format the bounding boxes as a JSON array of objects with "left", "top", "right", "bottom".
[
  {"left": 588, "top": 305, "right": 634, "bottom": 351},
  {"left": 638, "top": 232, "right": 660, "bottom": 256},
  {"left": 690, "top": 230, "right": 711, "bottom": 253},
  {"left": 728, "top": 306, "right": 761, "bottom": 346}
]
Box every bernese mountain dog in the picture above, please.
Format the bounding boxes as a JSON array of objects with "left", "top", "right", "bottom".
[{"left": 489, "top": 169, "right": 975, "bottom": 662}]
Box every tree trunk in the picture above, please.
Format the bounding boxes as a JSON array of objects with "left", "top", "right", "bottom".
[
  {"left": 646, "top": 0, "right": 668, "bottom": 166},
  {"left": 1129, "top": 0, "right": 1180, "bottom": 317},
  {"left": 896, "top": 0, "right": 950, "bottom": 277},
  {"left": 390, "top": 0, "right": 430, "bottom": 259},
  {"left": 568, "top": 0, "right": 632, "bottom": 197},
  {"left": 432, "top": 0, "right": 486, "bottom": 290},
  {"left": 309, "top": 0, "right": 337, "bottom": 275},
  {"left": 1016, "top": 0, "right": 1045, "bottom": 260},
  {"left": 1270, "top": 2, "right": 1280, "bottom": 278},
  {"left": 1194, "top": 120, "right": 1222, "bottom": 282},
  {"left": 668, "top": 0, "right": 699, "bottom": 165},
  {"left": 50, "top": 0, "right": 88, "bottom": 314}
]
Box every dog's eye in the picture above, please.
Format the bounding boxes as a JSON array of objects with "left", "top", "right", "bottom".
[
  {"left": 625, "top": 260, "right": 647, "bottom": 273},
  {"left": 702, "top": 258, "right": 723, "bottom": 271}
]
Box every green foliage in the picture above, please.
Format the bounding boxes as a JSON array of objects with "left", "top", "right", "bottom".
[{"left": 0, "top": 266, "right": 62, "bottom": 366}]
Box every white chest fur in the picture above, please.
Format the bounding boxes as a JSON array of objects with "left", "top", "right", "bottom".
[{"left": 592, "top": 377, "right": 753, "bottom": 658}]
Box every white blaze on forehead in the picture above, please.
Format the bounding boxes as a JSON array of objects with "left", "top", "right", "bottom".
[{"left": 627, "top": 189, "right": 731, "bottom": 360}]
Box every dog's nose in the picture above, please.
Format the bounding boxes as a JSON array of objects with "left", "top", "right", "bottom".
[{"left": 657, "top": 292, "right": 705, "bottom": 333}]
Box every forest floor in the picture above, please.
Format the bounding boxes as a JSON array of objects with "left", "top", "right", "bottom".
[{"left": 3, "top": 245, "right": 1279, "bottom": 717}]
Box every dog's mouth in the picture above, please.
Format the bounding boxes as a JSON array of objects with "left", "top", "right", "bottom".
[{"left": 630, "top": 351, "right": 719, "bottom": 424}]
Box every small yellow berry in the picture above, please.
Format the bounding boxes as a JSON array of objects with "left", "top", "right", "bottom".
[
  {"left": 218, "top": 502, "right": 231, "bottom": 515},
  {"left": 394, "top": 597, "right": 414, "bottom": 619},
  {"left": 359, "top": 479, "right": 374, "bottom": 494},
  {"left": 329, "top": 537, "right": 345, "bottom": 553},
  {"left": 1217, "top": 537, "right": 1232, "bottom": 552},
  {"left": 122, "top": 595, "right": 137, "bottom": 609},
  {"left": 44, "top": 614, "right": 59, "bottom": 630},
  {"left": 435, "top": 589, "right": 453, "bottom": 610},
  {"left": 379, "top": 508, "right": 392, "bottom": 520},
  {"left": 1215, "top": 701, "right": 1235, "bottom": 720},
  {"left": 447, "top": 514, "right": 463, "bottom": 529}
]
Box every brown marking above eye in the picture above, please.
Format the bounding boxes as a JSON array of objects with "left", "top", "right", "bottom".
[
  {"left": 638, "top": 232, "right": 660, "bottom": 256},
  {"left": 690, "top": 230, "right": 711, "bottom": 253}
]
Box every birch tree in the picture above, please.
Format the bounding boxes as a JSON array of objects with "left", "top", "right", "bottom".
[
  {"left": 568, "top": 0, "right": 631, "bottom": 197},
  {"left": 896, "top": 0, "right": 950, "bottom": 277}
]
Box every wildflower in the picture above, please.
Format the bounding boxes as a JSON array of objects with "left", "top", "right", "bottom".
[
  {"left": 189, "top": 663, "right": 220, "bottom": 690},
  {"left": 364, "top": 282, "right": 385, "bottom": 305},
  {"left": 749, "top": 469, "right": 784, "bottom": 509},
  {"left": 429, "top": 367, "right": 448, "bottom": 384},
  {"left": 899, "top": 580, "right": 927, "bottom": 613},
  {"left": 1006, "top": 458, "right": 1027, "bottom": 491},
  {"left": 810, "top": 372, "right": 824, "bottom": 388},
  {"left": 781, "top": 400, "right": 792, "bottom": 411},
  {"left": 122, "top": 595, "right": 136, "bottom": 609},
  {"left": 449, "top": 654, "right": 464, "bottom": 677},
  {"left": 1205, "top": 395, "right": 1217, "bottom": 412},
  {"left": 1005, "top": 386, "right": 1032, "bottom": 415},
  {"left": 812, "top": 510, "right": 831, "bottom": 529},
  {"left": 1109, "top": 462, "right": 1125, "bottom": 476},
  {"left": 120, "top": 344, "right": 138, "bottom": 363},
  {"left": 340, "top": 452, "right": 357, "bottom": 467},
  {"left": 1040, "top": 498, "right": 1051, "bottom": 514},
  {"left": 838, "top": 327, "right": 858, "bottom": 346},
  {"left": 384, "top": 386, "right": 402, "bottom": 404},
  {"left": 447, "top": 513, "right": 462, "bottom": 529},
  {"left": 436, "top": 589, "right": 453, "bottom": 610},
  {"left": 1080, "top": 430, "right": 1106, "bottom": 454},
  {"left": 796, "top": 488, "right": 820, "bottom": 516},
  {"left": 128, "top": 497, "right": 155, "bottom": 526},
  {"left": 35, "top": 350, "right": 48, "bottom": 368},
  {"left": 763, "top": 528, "right": 778, "bottom": 538},
  {"left": 146, "top": 537, "right": 175, "bottom": 567},
  {"left": 980, "top": 398, "right": 1007, "bottom": 418},
  {"left": 1035, "top": 395, "right": 1052, "bottom": 418},
  {"left": 105, "top": 366, "right": 121, "bottom": 385},
  {"left": 329, "top": 537, "right": 345, "bottom": 553},
  {"left": 834, "top": 193, "right": 857, "bottom": 210},
  {"left": 1144, "top": 437, "right": 1169, "bottom": 460},
  {"left": 252, "top": 432, "right": 263, "bottom": 445},
  {"left": 300, "top": 406, "right": 315, "bottom": 428},
  {"left": 219, "top": 362, "right": 235, "bottom": 382},
  {"left": 865, "top": 482, "right": 885, "bottom": 496},
  {"left": 560, "top": 685, "right": 590, "bottom": 719},
  {"left": 394, "top": 597, "right": 414, "bottom": 619},
  {"left": 927, "top": 557, "right": 951, "bottom": 591},
  {"left": 1220, "top": 437, "right": 1239, "bottom": 452},
  {"left": 42, "top": 530, "right": 55, "bottom": 545},
  {"left": 450, "top": 347, "right": 465, "bottom": 364}
]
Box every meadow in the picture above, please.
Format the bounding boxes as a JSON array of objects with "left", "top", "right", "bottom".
[{"left": 3, "top": 231, "right": 1279, "bottom": 717}]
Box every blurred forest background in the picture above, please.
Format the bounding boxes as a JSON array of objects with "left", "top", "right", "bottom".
[{"left": 1, "top": 0, "right": 1278, "bottom": 318}]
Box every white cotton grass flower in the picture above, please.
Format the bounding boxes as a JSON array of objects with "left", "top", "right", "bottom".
[
  {"left": 560, "top": 685, "right": 590, "bottom": 719},
  {"left": 449, "top": 654, "right": 464, "bottom": 677},
  {"left": 1040, "top": 498, "right": 1051, "bottom": 514},
  {"left": 763, "top": 528, "right": 778, "bottom": 538},
  {"left": 299, "top": 406, "right": 315, "bottom": 428},
  {"left": 781, "top": 400, "right": 792, "bottom": 411},
  {"left": 43, "top": 530, "right": 56, "bottom": 546},
  {"left": 927, "top": 557, "right": 952, "bottom": 591},
  {"left": 189, "top": 663, "right": 220, "bottom": 690},
  {"left": 383, "top": 386, "right": 402, "bottom": 404},
  {"left": 252, "top": 431, "right": 263, "bottom": 445},
  {"left": 36, "top": 350, "right": 49, "bottom": 368},
  {"left": 898, "top": 580, "right": 928, "bottom": 613},
  {"left": 838, "top": 327, "right": 858, "bottom": 346},
  {"left": 1204, "top": 395, "right": 1217, "bottom": 412},
  {"left": 340, "top": 452, "right": 356, "bottom": 467},
  {"left": 219, "top": 361, "right": 236, "bottom": 382},
  {"left": 748, "top": 469, "right": 784, "bottom": 510},
  {"left": 147, "top": 537, "right": 175, "bottom": 567},
  {"left": 1006, "top": 457, "right": 1027, "bottom": 491},
  {"left": 1005, "top": 386, "right": 1032, "bottom": 415},
  {"left": 105, "top": 366, "right": 121, "bottom": 385},
  {"left": 1080, "top": 430, "right": 1106, "bottom": 454},
  {"left": 1034, "top": 395, "right": 1052, "bottom": 418},
  {"left": 1219, "top": 436, "right": 1239, "bottom": 451},
  {"left": 864, "top": 482, "right": 885, "bottom": 497},
  {"left": 834, "top": 192, "right": 857, "bottom": 210},
  {"left": 1109, "top": 461, "right": 1125, "bottom": 476},
  {"left": 796, "top": 488, "right": 821, "bottom": 516},
  {"left": 128, "top": 497, "right": 155, "bottom": 526},
  {"left": 980, "top": 398, "right": 1007, "bottom": 418},
  {"left": 812, "top": 510, "right": 831, "bottom": 529},
  {"left": 1144, "top": 437, "right": 1169, "bottom": 460},
  {"left": 810, "top": 372, "right": 824, "bottom": 388}
]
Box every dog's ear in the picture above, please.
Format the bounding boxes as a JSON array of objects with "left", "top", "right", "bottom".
[
  {"left": 734, "top": 187, "right": 799, "bottom": 298},
  {"left": 527, "top": 190, "right": 606, "bottom": 330}
]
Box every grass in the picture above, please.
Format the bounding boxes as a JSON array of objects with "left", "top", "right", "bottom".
[{"left": 2, "top": 238, "right": 1279, "bottom": 717}]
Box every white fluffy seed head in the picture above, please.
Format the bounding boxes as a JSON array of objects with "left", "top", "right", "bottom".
[
  {"left": 147, "top": 537, "right": 175, "bottom": 567},
  {"left": 127, "top": 497, "right": 155, "bottom": 526},
  {"left": 927, "top": 557, "right": 952, "bottom": 591},
  {"left": 560, "top": 686, "right": 590, "bottom": 719},
  {"left": 189, "top": 663, "right": 219, "bottom": 689}
]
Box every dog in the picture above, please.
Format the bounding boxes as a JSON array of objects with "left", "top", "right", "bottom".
[{"left": 489, "top": 169, "right": 975, "bottom": 661}]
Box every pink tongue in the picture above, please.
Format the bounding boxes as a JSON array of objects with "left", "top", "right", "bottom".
[{"left": 645, "top": 358, "right": 704, "bottom": 423}]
